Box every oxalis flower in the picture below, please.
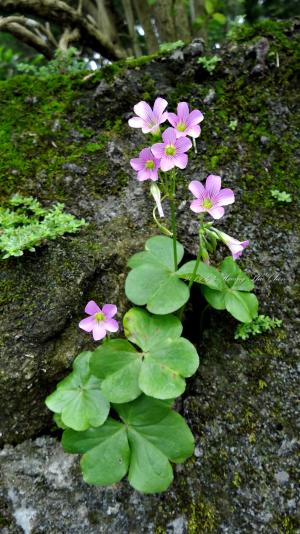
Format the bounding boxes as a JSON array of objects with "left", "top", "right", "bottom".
[
  {"left": 151, "top": 127, "right": 192, "bottom": 172},
  {"left": 130, "top": 147, "right": 160, "bottom": 181},
  {"left": 189, "top": 175, "right": 235, "bottom": 219},
  {"left": 128, "top": 97, "right": 168, "bottom": 134},
  {"left": 79, "top": 301, "right": 118, "bottom": 341},
  {"left": 168, "top": 102, "right": 204, "bottom": 138},
  {"left": 216, "top": 230, "right": 249, "bottom": 260}
]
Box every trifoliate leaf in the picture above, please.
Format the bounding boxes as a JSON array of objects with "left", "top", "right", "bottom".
[
  {"left": 125, "top": 236, "right": 189, "bottom": 314},
  {"left": 45, "top": 352, "right": 110, "bottom": 431},
  {"left": 90, "top": 308, "right": 199, "bottom": 402},
  {"left": 62, "top": 395, "right": 194, "bottom": 493}
]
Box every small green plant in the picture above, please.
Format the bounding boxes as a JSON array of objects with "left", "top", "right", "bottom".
[
  {"left": 17, "top": 48, "right": 87, "bottom": 77},
  {"left": 271, "top": 189, "right": 292, "bottom": 203},
  {"left": 229, "top": 119, "right": 238, "bottom": 131},
  {"left": 0, "top": 194, "right": 86, "bottom": 259},
  {"left": 197, "top": 55, "right": 221, "bottom": 74},
  {"left": 159, "top": 41, "right": 185, "bottom": 53},
  {"left": 235, "top": 314, "right": 282, "bottom": 340},
  {"left": 46, "top": 97, "right": 260, "bottom": 495}
]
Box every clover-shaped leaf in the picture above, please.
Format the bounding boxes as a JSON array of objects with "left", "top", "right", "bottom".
[
  {"left": 125, "top": 236, "right": 190, "bottom": 314},
  {"left": 62, "top": 395, "right": 194, "bottom": 493},
  {"left": 45, "top": 352, "right": 110, "bottom": 431},
  {"left": 202, "top": 257, "right": 258, "bottom": 323},
  {"left": 176, "top": 259, "right": 225, "bottom": 290},
  {"left": 90, "top": 308, "right": 199, "bottom": 402}
]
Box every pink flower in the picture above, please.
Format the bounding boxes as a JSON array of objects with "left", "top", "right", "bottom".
[
  {"left": 151, "top": 127, "right": 192, "bottom": 172},
  {"left": 189, "top": 175, "right": 235, "bottom": 219},
  {"left": 168, "top": 102, "right": 204, "bottom": 138},
  {"left": 79, "top": 301, "right": 118, "bottom": 341},
  {"left": 217, "top": 230, "right": 249, "bottom": 260},
  {"left": 130, "top": 147, "right": 160, "bottom": 181},
  {"left": 128, "top": 97, "right": 168, "bottom": 134}
]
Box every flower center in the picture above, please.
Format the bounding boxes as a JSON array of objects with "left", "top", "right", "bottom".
[
  {"left": 203, "top": 198, "right": 213, "bottom": 209},
  {"left": 94, "top": 312, "right": 105, "bottom": 322},
  {"left": 165, "top": 144, "right": 176, "bottom": 156},
  {"left": 145, "top": 159, "right": 155, "bottom": 170},
  {"left": 177, "top": 121, "right": 186, "bottom": 132}
]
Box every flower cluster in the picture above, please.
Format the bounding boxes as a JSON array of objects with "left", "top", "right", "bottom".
[
  {"left": 129, "top": 97, "right": 249, "bottom": 261},
  {"left": 129, "top": 98, "right": 203, "bottom": 180}
]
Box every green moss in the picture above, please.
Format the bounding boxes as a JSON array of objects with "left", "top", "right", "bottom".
[{"left": 188, "top": 499, "right": 218, "bottom": 533}]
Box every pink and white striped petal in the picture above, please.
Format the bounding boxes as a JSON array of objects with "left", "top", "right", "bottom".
[
  {"left": 207, "top": 206, "right": 225, "bottom": 219},
  {"left": 190, "top": 200, "right": 207, "bottom": 213},
  {"left": 215, "top": 188, "right": 235, "bottom": 206},
  {"left": 153, "top": 97, "right": 168, "bottom": 119},
  {"left": 79, "top": 316, "right": 95, "bottom": 332},
  {"left": 188, "top": 180, "right": 205, "bottom": 199},
  {"left": 176, "top": 136, "right": 192, "bottom": 154},
  {"left": 128, "top": 117, "right": 144, "bottom": 129},
  {"left": 92, "top": 323, "right": 106, "bottom": 341},
  {"left": 102, "top": 304, "right": 117, "bottom": 318},
  {"left": 85, "top": 300, "right": 100, "bottom": 315},
  {"left": 173, "top": 154, "right": 188, "bottom": 169},
  {"left": 103, "top": 318, "right": 119, "bottom": 332},
  {"left": 205, "top": 175, "right": 222, "bottom": 197}
]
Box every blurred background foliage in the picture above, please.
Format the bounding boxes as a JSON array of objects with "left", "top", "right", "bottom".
[{"left": 0, "top": 0, "right": 299, "bottom": 79}]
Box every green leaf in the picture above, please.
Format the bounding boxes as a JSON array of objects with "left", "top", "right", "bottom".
[
  {"left": 177, "top": 260, "right": 225, "bottom": 290},
  {"left": 90, "top": 309, "right": 199, "bottom": 402},
  {"left": 221, "top": 257, "right": 254, "bottom": 291},
  {"left": 225, "top": 291, "right": 258, "bottom": 323},
  {"left": 126, "top": 236, "right": 189, "bottom": 314},
  {"left": 124, "top": 307, "right": 182, "bottom": 351},
  {"left": 202, "top": 286, "right": 226, "bottom": 310},
  {"left": 145, "top": 236, "right": 185, "bottom": 270},
  {"left": 45, "top": 352, "right": 110, "bottom": 431},
  {"left": 204, "top": 0, "right": 214, "bottom": 15},
  {"left": 62, "top": 395, "right": 194, "bottom": 493},
  {"left": 212, "top": 12, "right": 226, "bottom": 24}
]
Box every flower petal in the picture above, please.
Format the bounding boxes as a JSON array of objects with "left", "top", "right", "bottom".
[
  {"left": 130, "top": 157, "right": 144, "bottom": 171},
  {"left": 188, "top": 180, "right": 205, "bottom": 199},
  {"left": 186, "top": 125, "right": 201, "bottom": 138},
  {"left": 128, "top": 117, "right": 144, "bottom": 129},
  {"left": 139, "top": 147, "right": 154, "bottom": 161},
  {"left": 153, "top": 97, "right": 168, "bottom": 119},
  {"left": 134, "top": 101, "right": 153, "bottom": 121},
  {"left": 162, "top": 127, "right": 177, "bottom": 145},
  {"left": 177, "top": 102, "right": 189, "bottom": 121},
  {"left": 149, "top": 170, "right": 159, "bottom": 181},
  {"left": 160, "top": 156, "right": 174, "bottom": 172},
  {"left": 151, "top": 143, "right": 165, "bottom": 158},
  {"left": 175, "top": 136, "right": 192, "bottom": 154},
  {"left": 188, "top": 109, "right": 204, "bottom": 126},
  {"left": 137, "top": 169, "right": 151, "bottom": 181},
  {"left": 92, "top": 323, "right": 106, "bottom": 341},
  {"left": 207, "top": 206, "right": 224, "bottom": 219},
  {"left": 190, "top": 200, "right": 206, "bottom": 213},
  {"left": 85, "top": 300, "right": 100, "bottom": 315},
  {"left": 215, "top": 188, "right": 235, "bottom": 206},
  {"left": 174, "top": 154, "right": 188, "bottom": 169},
  {"left": 79, "top": 317, "right": 95, "bottom": 332},
  {"left": 167, "top": 112, "right": 178, "bottom": 128},
  {"left": 205, "top": 175, "right": 222, "bottom": 197},
  {"left": 103, "top": 318, "right": 119, "bottom": 332},
  {"left": 102, "top": 304, "right": 117, "bottom": 318}
]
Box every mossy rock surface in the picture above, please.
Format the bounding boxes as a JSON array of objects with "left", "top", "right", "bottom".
[{"left": 0, "top": 20, "right": 299, "bottom": 533}]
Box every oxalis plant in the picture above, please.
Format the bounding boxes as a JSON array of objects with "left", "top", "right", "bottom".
[{"left": 46, "top": 97, "right": 258, "bottom": 493}]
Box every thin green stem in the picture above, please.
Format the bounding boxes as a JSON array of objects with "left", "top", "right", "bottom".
[
  {"left": 169, "top": 170, "right": 178, "bottom": 271},
  {"left": 188, "top": 215, "right": 204, "bottom": 289}
]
